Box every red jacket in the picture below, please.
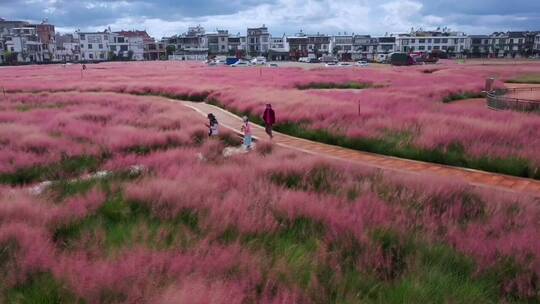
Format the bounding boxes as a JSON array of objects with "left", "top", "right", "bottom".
[{"left": 263, "top": 108, "right": 275, "bottom": 125}]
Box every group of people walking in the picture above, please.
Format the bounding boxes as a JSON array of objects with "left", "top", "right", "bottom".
[{"left": 206, "top": 104, "right": 276, "bottom": 150}]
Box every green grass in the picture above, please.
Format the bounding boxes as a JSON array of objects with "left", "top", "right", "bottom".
[
  {"left": 5, "top": 272, "right": 83, "bottom": 304},
  {"left": 442, "top": 91, "right": 485, "bottom": 103},
  {"left": 0, "top": 155, "right": 102, "bottom": 186},
  {"left": 296, "top": 82, "right": 376, "bottom": 90},
  {"left": 53, "top": 191, "right": 201, "bottom": 253},
  {"left": 507, "top": 74, "right": 540, "bottom": 84}
]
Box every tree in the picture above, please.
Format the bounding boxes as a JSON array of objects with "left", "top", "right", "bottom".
[
  {"left": 3, "top": 51, "right": 18, "bottom": 65},
  {"left": 128, "top": 50, "right": 134, "bottom": 60},
  {"left": 108, "top": 51, "right": 118, "bottom": 61},
  {"left": 166, "top": 45, "right": 176, "bottom": 56}
]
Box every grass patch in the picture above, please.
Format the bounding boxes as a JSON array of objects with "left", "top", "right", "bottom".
[
  {"left": 507, "top": 74, "right": 540, "bottom": 84},
  {"left": 0, "top": 155, "right": 102, "bottom": 186},
  {"left": 5, "top": 272, "right": 82, "bottom": 304},
  {"left": 443, "top": 91, "right": 485, "bottom": 103},
  {"left": 53, "top": 191, "right": 201, "bottom": 253},
  {"left": 297, "top": 82, "right": 375, "bottom": 90}
]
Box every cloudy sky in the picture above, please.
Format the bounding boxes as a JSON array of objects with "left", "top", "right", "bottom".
[{"left": 1, "top": 0, "right": 539, "bottom": 38}]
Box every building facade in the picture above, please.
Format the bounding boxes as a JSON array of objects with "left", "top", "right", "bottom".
[
  {"left": 396, "top": 31, "right": 468, "bottom": 57},
  {"left": 331, "top": 35, "right": 354, "bottom": 60},
  {"left": 77, "top": 31, "right": 111, "bottom": 61},
  {"left": 268, "top": 34, "right": 289, "bottom": 60},
  {"left": 55, "top": 33, "right": 80, "bottom": 62},
  {"left": 247, "top": 25, "right": 270, "bottom": 56},
  {"left": 206, "top": 30, "right": 229, "bottom": 55},
  {"left": 352, "top": 35, "right": 378, "bottom": 60}
]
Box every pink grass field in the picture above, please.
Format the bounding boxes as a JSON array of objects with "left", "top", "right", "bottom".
[
  {"left": 0, "top": 63, "right": 540, "bottom": 302},
  {"left": 1, "top": 60, "right": 540, "bottom": 167}
]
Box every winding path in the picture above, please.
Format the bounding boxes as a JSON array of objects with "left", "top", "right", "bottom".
[{"left": 180, "top": 100, "right": 540, "bottom": 198}]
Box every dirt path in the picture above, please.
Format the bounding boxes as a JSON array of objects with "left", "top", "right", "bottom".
[{"left": 180, "top": 100, "right": 540, "bottom": 198}]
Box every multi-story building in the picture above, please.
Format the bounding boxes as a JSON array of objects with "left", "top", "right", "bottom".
[
  {"left": 396, "top": 31, "right": 468, "bottom": 57},
  {"left": 375, "top": 36, "right": 396, "bottom": 55},
  {"left": 54, "top": 33, "right": 80, "bottom": 62},
  {"left": 206, "top": 30, "right": 229, "bottom": 55},
  {"left": 0, "top": 18, "right": 29, "bottom": 63},
  {"left": 535, "top": 34, "right": 540, "bottom": 55},
  {"left": 468, "top": 35, "right": 491, "bottom": 57},
  {"left": 352, "top": 35, "right": 378, "bottom": 60},
  {"left": 77, "top": 30, "right": 111, "bottom": 61},
  {"left": 35, "top": 22, "right": 56, "bottom": 62},
  {"left": 331, "top": 34, "right": 354, "bottom": 60},
  {"left": 306, "top": 33, "right": 330, "bottom": 57},
  {"left": 287, "top": 33, "right": 308, "bottom": 60},
  {"left": 268, "top": 34, "right": 289, "bottom": 60},
  {"left": 144, "top": 40, "right": 166, "bottom": 60},
  {"left": 166, "top": 25, "right": 208, "bottom": 60},
  {"left": 115, "top": 30, "right": 154, "bottom": 60},
  {"left": 6, "top": 27, "right": 44, "bottom": 63},
  {"left": 227, "top": 34, "right": 247, "bottom": 57},
  {"left": 247, "top": 25, "right": 270, "bottom": 56}
]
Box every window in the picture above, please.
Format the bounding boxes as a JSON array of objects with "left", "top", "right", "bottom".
[
  {"left": 80, "top": 34, "right": 85, "bottom": 40},
  {"left": 460, "top": 38, "right": 464, "bottom": 43},
  {"left": 419, "top": 39, "right": 425, "bottom": 43},
  {"left": 427, "top": 39, "right": 432, "bottom": 43},
  {"left": 110, "top": 45, "right": 117, "bottom": 51},
  {"left": 402, "top": 39, "right": 409, "bottom": 44},
  {"left": 411, "top": 39, "right": 416, "bottom": 43},
  {"left": 120, "top": 45, "right": 128, "bottom": 51},
  {"left": 434, "top": 38, "right": 440, "bottom": 43},
  {"left": 100, "top": 53, "right": 104, "bottom": 59},
  {"left": 434, "top": 46, "right": 440, "bottom": 50},
  {"left": 442, "top": 38, "right": 448, "bottom": 43},
  {"left": 454, "top": 39, "right": 458, "bottom": 44},
  {"left": 81, "top": 44, "right": 84, "bottom": 48},
  {"left": 220, "top": 37, "right": 225, "bottom": 42},
  {"left": 419, "top": 46, "right": 425, "bottom": 50},
  {"left": 442, "top": 45, "right": 447, "bottom": 50},
  {"left": 99, "top": 44, "right": 103, "bottom": 49},
  {"left": 89, "top": 53, "right": 93, "bottom": 59},
  {"left": 88, "top": 44, "right": 92, "bottom": 49}
]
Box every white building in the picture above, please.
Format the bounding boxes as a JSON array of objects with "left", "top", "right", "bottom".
[
  {"left": 331, "top": 34, "right": 354, "bottom": 60},
  {"left": 247, "top": 25, "right": 270, "bottom": 56},
  {"left": 77, "top": 30, "right": 111, "bottom": 61},
  {"left": 376, "top": 37, "right": 397, "bottom": 55},
  {"left": 109, "top": 34, "right": 144, "bottom": 60},
  {"left": 396, "top": 31, "right": 468, "bottom": 56},
  {"left": 6, "top": 27, "right": 43, "bottom": 63},
  {"left": 535, "top": 34, "right": 540, "bottom": 55},
  {"left": 270, "top": 35, "right": 289, "bottom": 52}
]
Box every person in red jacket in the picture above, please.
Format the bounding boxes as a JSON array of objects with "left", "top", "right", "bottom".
[{"left": 262, "top": 104, "right": 275, "bottom": 139}]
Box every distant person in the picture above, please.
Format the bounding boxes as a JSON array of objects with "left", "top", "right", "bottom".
[
  {"left": 263, "top": 104, "right": 275, "bottom": 139},
  {"left": 206, "top": 113, "right": 219, "bottom": 137},
  {"left": 82, "top": 64, "right": 87, "bottom": 70},
  {"left": 241, "top": 116, "right": 252, "bottom": 149}
]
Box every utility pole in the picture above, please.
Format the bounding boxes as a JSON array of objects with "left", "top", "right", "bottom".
[{"left": 358, "top": 99, "right": 361, "bottom": 116}]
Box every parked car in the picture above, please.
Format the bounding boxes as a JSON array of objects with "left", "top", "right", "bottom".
[
  {"left": 308, "top": 58, "right": 320, "bottom": 63},
  {"left": 337, "top": 62, "right": 353, "bottom": 67},
  {"left": 230, "top": 61, "right": 251, "bottom": 67},
  {"left": 356, "top": 60, "right": 369, "bottom": 67},
  {"left": 325, "top": 62, "right": 338, "bottom": 67},
  {"left": 319, "top": 55, "right": 338, "bottom": 63},
  {"left": 251, "top": 56, "right": 267, "bottom": 65},
  {"left": 267, "top": 63, "right": 279, "bottom": 67},
  {"left": 298, "top": 57, "right": 310, "bottom": 63}
]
